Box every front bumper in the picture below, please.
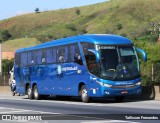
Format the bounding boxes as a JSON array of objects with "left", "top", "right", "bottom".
[{"left": 100, "top": 85, "right": 141, "bottom": 97}]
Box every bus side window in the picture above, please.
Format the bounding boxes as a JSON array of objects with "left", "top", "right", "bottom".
[
  {"left": 15, "top": 53, "right": 21, "bottom": 66},
  {"left": 69, "top": 44, "right": 83, "bottom": 65},
  {"left": 37, "top": 49, "right": 46, "bottom": 64},
  {"left": 37, "top": 50, "right": 42, "bottom": 64},
  {"left": 81, "top": 42, "right": 95, "bottom": 64},
  {"left": 28, "top": 52, "right": 31, "bottom": 65},
  {"left": 42, "top": 49, "right": 46, "bottom": 63},
  {"left": 46, "top": 48, "right": 57, "bottom": 63},
  {"left": 57, "top": 47, "right": 65, "bottom": 63},
  {"left": 69, "top": 45, "right": 75, "bottom": 61},
  {"left": 47, "top": 48, "right": 54, "bottom": 63},
  {"left": 81, "top": 42, "right": 99, "bottom": 75},
  {"left": 21, "top": 52, "right": 28, "bottom": 67},
  {"left": 31, "top": 51, "right": 36, "bottom": 65},
  {"left": 64, "top": 46, "right": 68, "bottom": 62},
  {"left": 74, "top": 50, "right": 83, "bottom": 65},
  {"left": 53, "top": 49, "right": 57, "bottom": 63},
  {"left": 28, "top": 51, "right": 36, "bottom": 65}
]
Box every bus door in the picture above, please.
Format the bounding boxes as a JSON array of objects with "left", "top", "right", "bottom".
[{"left": 81, "top": 42, "right": 101, "bottom": 96}]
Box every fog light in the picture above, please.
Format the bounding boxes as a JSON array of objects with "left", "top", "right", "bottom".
[
  {"left": 135, "top": 81, "right": 141, "bottom": 86},
  {"left": 105, "top": 91, "right": 110, "bottom": 95}
]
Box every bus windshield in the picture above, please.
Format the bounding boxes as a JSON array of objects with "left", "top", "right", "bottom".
[{"left": 99, "top": 45, "right": 139, "bottom": 80}]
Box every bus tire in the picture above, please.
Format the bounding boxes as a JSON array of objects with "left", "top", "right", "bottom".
[
  {"left": 114, "top": 96, "right": 125, "bottom": 102},
  {"left": 27, "top": 87, "right": 33, "bottom": 99},
  {"left": 80, "top": 85, "right": 90, "bottom": 103},
  {"left": 33, "top": 85, "right": 40, "bottom": 100}
]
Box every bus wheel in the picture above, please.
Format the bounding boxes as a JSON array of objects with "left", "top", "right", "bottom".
[
  {"left": 27, "top": 87, "right": 33, "bottom": 99},
  {"left": 114, "top": 96, "right": 125, "bottom": 102},
  {"left": 33, "top": 85, "right": 40, "bottom": 100},
  {"left": 80, "top": 85, "right": 90, "bottom": 103}
]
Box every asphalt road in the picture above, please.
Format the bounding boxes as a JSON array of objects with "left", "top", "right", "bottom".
[{"left": 0, "top": 94, "right": 160, "bottom": 123}]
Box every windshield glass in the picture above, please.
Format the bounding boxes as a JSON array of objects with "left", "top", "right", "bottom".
[{"left": 99, "top": 45, "right": 139, "bottom": 80}]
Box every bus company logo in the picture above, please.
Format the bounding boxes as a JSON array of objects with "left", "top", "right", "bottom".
[
  {"left": 56, "top": 65, "right": 78, "bottom": 79},
  {"left": 115, "top": 82, "right": 133, "bottom": 85},
  {"left": 62, "top": 66, "right": 78, "bottom": 72}
]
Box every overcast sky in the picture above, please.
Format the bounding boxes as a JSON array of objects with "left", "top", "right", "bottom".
[{"left": 0, "top": 0, "right": 108, "bottom": 20}]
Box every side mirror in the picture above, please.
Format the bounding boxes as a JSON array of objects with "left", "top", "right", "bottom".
[
  {"left": 88, "top": 49, "right": 100, "bottom": 62},
  {"left": 136, "top": 48, "right": 147, "bottom": 62}
]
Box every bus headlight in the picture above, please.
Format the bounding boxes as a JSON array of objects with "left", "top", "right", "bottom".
[
  {"left": 104, "top": 83, "right": 112, "bottom": 87},
  {"left": 97, "top": 81, "right": 112, "bottom": 88},
  {"left": 135, "top": 81, "right": 141, "bottom": 86}
]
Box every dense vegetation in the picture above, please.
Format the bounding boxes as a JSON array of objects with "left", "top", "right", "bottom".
[
  {"left": 1, "top": 0, "right": 160, "bottom": 85},
  {"left": 0, "top": 0, "right": 160, "bottom": 41}
]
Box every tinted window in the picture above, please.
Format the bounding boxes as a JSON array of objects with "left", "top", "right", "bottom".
[
  {"left": 81, "top": 42, "right": 95, "bottom": 63},
  {"left": 69, "top": 45, "right": 76, "bottom": 61},
  {"left": 69, "top": 43, "right": 83, "bottom": 65},
  {"left": 37, "top": 49, "right": 46, "bottom": 64},
  {"left": 21, "top": 52, "right": 27, "bottom": 67},
  {"left": 15, "top": 53, "right": 21, "bottom": 66},
  {"left": 52, "top": 49, "right": 57, "bottom": 63},
  {"left": 28, "top": 50, "right": 36, "bottom": 65},
  {"left": 57, "top": 46, "right": 66, "bottom": 63},
  {"left": 81, "top": 42, "right": 95, "bottom": 56},
  {"left": 28, "top": 52, "right": 31, "bottom": 65},
  {"left": 64, "top": 46, "right": 68, "bottom": 62},
  {"left": 47, "top": 48, "right": 53, "bottom": 63},
  {"left": 46, "top": 48, "right": 57, "bottom": 63},
  {"left": 81, "top": 42, "right": 98, "bottom": 74}
]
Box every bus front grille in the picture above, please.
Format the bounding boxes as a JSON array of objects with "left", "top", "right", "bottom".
[{"left": 111, "top": 85, "right": 135, "bottom": 89}]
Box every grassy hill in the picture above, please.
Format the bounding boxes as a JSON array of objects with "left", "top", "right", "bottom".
[
  {"left": 0, "top": 0, "right": 160, "bottom": 42},
  {"left": 2, "top": 38, "right": 40, "bottom": 52},
  {"left": 1, "top": 0, "right": 160, "bottom": 85}
]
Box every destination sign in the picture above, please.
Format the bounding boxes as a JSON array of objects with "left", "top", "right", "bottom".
[{"left": 99, "top": 46, "right": 115, "bottom": 49}]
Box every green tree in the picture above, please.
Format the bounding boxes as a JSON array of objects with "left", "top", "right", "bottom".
[
  {"left": 0, "top": 29, "right": 12, "bottom": 42},
  {"left": 0, "top": 38, "right": 2, "bottom": 43},
  {"left": 116, "top": 24, "right": 123, "bottom": 30},
  {"left": 35, "top": 8, "right": 40, "bottom": 13},
  {"left": 75, "top": 8, "right": 81, "bottom": 15},
  {"left": 2, "top": 59, "right": 14, "bottom": 75}
]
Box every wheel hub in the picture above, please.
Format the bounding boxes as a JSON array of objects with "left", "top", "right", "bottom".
[{"left": 82, "top": 89, "right": 87, "bottom": 99}]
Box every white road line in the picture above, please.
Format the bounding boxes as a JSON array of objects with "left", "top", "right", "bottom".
[
  {"left": 0, "top": 110, "right": 34, "bottom": 114},
  {"left": 0, "top": 107, "right": 19, "bottom": 110},
  {"left": 0, "top": 106, "right": 60, "bottom": 114}
]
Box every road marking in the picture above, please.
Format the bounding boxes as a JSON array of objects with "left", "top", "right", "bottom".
[
  {"left": 0, "top": 106, "right": 60, "bottom": 114},
  {"left": 0, "top": 95, "right": 160, "bottom": 111}
]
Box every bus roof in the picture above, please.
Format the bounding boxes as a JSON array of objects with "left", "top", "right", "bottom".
[{"left": 16, "top": 34, "right": 133, "bottom": 52}]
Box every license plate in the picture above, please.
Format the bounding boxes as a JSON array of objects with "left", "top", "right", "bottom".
[{"left": 121, "top": 90, "right": 128, "bottom": 94}]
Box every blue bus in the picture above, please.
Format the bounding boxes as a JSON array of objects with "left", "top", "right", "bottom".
[{"left": 14, "top": 34, "right": 147, "bottom": 102}]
